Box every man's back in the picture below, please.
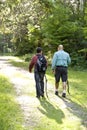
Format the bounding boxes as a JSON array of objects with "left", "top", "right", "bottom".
[{"left": 52, "top": 50, "right": 71, "bottom": 69}]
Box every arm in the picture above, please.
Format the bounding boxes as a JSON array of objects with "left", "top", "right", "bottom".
[
  {"left": 67, "top": 54, "right": 71, "bottom": 65},
  {"left": 52, "top": 53, "right": 57, "bottom": 70},
  {"left": 29, "top": 56, "right": 37, "bottom": 73}
]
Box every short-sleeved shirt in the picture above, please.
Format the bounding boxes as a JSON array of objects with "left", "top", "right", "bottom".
[{"left": 52, "top": 50, "right": 71, "bottom": 70}]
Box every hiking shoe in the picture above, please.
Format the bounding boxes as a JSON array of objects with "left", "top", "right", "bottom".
[
  {"left": 62, "top": 93, "right": 66, "bottom": 98},
  {"left": 41, "top": 94, "right": 44, "bottom": 98},
  {"left": 36, "top": 95, "right": 40, "bottom": 99},
  {"left": 55, "top": 91, "right": 58, "bottom": 96}
]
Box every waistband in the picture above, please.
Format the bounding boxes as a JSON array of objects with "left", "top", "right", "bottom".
[{"left": 56, "top": 66, "right": 67, "bottom": 68}]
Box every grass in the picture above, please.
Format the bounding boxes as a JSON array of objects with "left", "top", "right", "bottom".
[
  {"left": 68, "top": 69, "right": 87, "bottom": 106},
  {"left": 0, "top": 75, "right": 24, "bottom": 130},
  {"left": 9, "top": 58, "right": 29, "bottom": 70},
  {"left": 8, "top": 56, "right": 87, "bottom": 130},
  {"left": 45, "top": 65, "right": 87, "bottom": 107}
]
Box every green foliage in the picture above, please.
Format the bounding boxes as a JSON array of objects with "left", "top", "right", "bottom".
[
  {"left": 0, "top": 75, "right": 24, "bottom": 130},
  {"left": 41, "top": 2, "right": 84, "bottom": 48},
  {"left": 0, "top": 0, "right": 87, "bottom": 68}
]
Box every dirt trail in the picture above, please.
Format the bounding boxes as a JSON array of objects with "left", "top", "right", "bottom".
[{"left": 0, "top": 56, "right": 87, "bottom": 130}]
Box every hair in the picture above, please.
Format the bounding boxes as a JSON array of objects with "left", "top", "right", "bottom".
[{"left": 36, "top": 47, "right": 42, "bottom": 53}]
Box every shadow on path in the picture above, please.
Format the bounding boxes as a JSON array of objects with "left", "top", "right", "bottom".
[
  {"left": 62, "top": 96, "right": 87, "bottom": 128},
  {"left": 38, "top": 99, "right": 65, "bottom": 124}
]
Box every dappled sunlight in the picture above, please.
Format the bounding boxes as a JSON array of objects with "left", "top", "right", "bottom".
[
  {"left": 38, "top": 99, "right": 65, "bottom": 125},
  {"left": 0, "top": 56, "right": 44, "bottom": 128},
  {"left": 16, "top": 95, "right": 40, "bottom": 107},
  {"left": 0, "top": 56, "right": 87, "bottom": 130}
]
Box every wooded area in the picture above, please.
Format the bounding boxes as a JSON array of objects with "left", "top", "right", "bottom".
[{"left": 0, "top": 0, "right": 87, "bottom": 68}]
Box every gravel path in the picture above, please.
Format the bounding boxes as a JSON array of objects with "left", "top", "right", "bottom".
[{"left": 0, "top": 56, "right": 87, "bottom": 130}]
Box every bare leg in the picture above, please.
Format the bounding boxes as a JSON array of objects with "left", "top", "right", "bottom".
[
  {"left": 55, "top": 82, "right": 59, "bottom": 89},
  {"left": 62, "top": 82, "right": 67, "bottom": 97},
  {"left": 62, "top": 82, "right": 66, "bottom": 91},
  {"left": 55, "top": 82, "right": 59, "bottom": 95}
]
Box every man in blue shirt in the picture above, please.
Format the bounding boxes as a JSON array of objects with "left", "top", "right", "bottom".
[{"left": 52, "top": 45, "right": 71, "bottom": 97}]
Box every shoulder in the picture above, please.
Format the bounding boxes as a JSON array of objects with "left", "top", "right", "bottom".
[
  {"left": 63, "top": 51, "right": 70, "bottom": 57},
  {"left": 32, "top": 55, "right": 37, "bottom": 59},
  {"left": 31, "top": 55, "right": 38, "bottom": 62}
]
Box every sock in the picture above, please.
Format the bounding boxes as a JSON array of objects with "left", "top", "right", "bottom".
[
  {"left": 63, "top": 90, "right": 66, "bottom": 93},
  {"left": 55, "top": 89, "right": 58, "bottom": 92}
]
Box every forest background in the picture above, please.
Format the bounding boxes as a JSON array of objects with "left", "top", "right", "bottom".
[{"left": 0, "top": 0, "right": 87, "bottom": 69}]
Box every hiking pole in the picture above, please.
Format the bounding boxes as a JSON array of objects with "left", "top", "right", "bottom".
[
  {"left": 44, "top": 75, "right": 48, "bottom": 97},
  {"left": 67, "top": 80, "right": 70, "bottom": 94}
]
